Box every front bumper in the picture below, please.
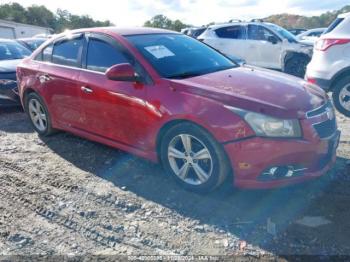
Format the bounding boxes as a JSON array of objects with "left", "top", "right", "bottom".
[
  {"left": 224, "top": 117, "right": 340, "bottom": 189},
  {"left": 0, "top": 81, "right": 20, "bottom": 107}
]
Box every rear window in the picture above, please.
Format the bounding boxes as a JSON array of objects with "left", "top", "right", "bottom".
[
  {"left": 215, "top": 26, "right": 245, "bottom": 39},
  {"left": 52, "top": 37, "right": 83, "bottom": 67},
  {"left": 324, "top": 18, "right": 344, "bottom": 34}
]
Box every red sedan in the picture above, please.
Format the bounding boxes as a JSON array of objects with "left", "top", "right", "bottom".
[{"left": 17, "top": 27, "right": 340, "bottom": 192}]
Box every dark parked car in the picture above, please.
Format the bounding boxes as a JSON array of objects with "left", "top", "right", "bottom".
[
  {"left": 188, "top": 27, "right": 207, "bottom": 38},
  {"left": 17, "top": 38, "right": 46, "bottom": 51},
  {"left": 0, "top": 39, "right": 31, "bottom": 107},
  {"left": 289, "top": 28, "right": 307, "bottom": 35},
  {"left": 18, "top": 27, "right": 339, "bottom": 193}
]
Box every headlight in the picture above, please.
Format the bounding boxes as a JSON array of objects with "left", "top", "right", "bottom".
[{"left": 225, "top": 106, "right": 302, "bottom": 138}]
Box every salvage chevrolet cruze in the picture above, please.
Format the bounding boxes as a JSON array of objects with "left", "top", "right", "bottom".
[{"left": 17, "top": 27, "right": 340, "bottom": 192}]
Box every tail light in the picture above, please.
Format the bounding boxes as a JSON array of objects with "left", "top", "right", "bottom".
[
  {"left": 315, "top": 38, "right": 350, "bottom": 51},
  {"left": 306, "top": 77, "right": 317, "bottom": 85}
]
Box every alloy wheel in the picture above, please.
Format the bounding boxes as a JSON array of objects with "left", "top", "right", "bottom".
[
  {"left": 28, "top": 98, "right": 47, "bottom": 132},
  {"left": 339, "top": 83, "right": 350, "bottom": 111},
  {"left": 168, "top": 134, "right": 213, "bottom": 186}
]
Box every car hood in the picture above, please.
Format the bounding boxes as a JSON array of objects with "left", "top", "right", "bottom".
[
  {"left": 0, "top": 59, "right": 22, "bottom": 73},
  {"left": 170, "top": 66, "right": 327, "bottom": 119}
]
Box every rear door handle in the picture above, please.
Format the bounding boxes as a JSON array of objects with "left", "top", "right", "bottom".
[
  {"left": 81, "top": 86, "right": 93, "bottom": 94},
  {"left": 38, "top": 74, "right": 51, "bottom": 83}
]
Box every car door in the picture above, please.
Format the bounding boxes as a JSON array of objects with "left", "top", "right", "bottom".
[
  {"left": 245, "top": 24, "right": 282, "bottom": 69},
  {"left": 209, "top": 25, "right": 247, "bottom": 61},
  {"left": 36, "top": 34, "right": 85, "bottom": 128},
  {"left": 77, "top": 33, "right": 151, "bottom": 148}
]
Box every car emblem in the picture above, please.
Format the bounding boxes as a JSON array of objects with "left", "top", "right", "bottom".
[{"left": 325, "top": 107, "right": 335, "bottom": 120}]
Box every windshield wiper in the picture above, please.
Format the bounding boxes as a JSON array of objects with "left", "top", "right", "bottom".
[{"left": 167, "top": 72, "right": 202, "bottom": 79}]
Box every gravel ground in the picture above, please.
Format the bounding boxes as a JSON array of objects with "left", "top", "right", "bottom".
[{"left": 0, "top": 107, "right": 349, "bottom": 260}]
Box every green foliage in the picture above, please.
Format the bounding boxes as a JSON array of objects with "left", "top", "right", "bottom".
[
  {"left": 144, "top": 14, "right": 189, "bottom": 32},
  {"left": 0, "top": 3, "right": 113, "bottom": 33},
  {"left": 265, "top": 5, "right": 350, "bottom": 29}
]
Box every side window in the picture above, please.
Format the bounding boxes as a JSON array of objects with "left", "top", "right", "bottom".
[
  {"left": 43, "top": 44, "right": 53, "bottom": 62},
  {"left": 52, "top": 38, "right": 83, "bottom": 67},
  {"left": 86, "top": 38, "right": 129, "bottom": 73},
  {"left": 248, "top": 25, "right": 276, "bottom": 41},
  {"left": 215, "top": 26, "right": 245, "bottom": 39},
  {"left": 34, "top": 43, "right": 53, "bottom": 62}
]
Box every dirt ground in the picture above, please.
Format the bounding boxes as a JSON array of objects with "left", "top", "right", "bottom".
[{"left": 0, "top": 107, "right": 349, "bottom": 260}]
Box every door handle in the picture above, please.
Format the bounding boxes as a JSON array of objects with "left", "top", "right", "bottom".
[
  {"left": 38, "top": 74, "right": 51, "bottom": 83},
  {"left": 81, "top": 86, "right": 93, "bottom": 94}
]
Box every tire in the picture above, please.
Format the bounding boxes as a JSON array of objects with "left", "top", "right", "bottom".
[
  {"left": 25, "top": 92, "right": 55, "bottom": 136},
  {"left": 332, "top": 75, "right": 350, "bottom": 117},
  {"left": 160, "top": 122, "right": 231, "bottom": 193},
  {"left": 284, "top": 55, "right": 310, "bottom": 78}
]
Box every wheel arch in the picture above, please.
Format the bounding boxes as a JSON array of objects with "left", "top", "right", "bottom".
[
  {"left": 329, "top": 67, "right": 350, "bottom": 91},
  {"left": 156, "top": 119, "right": 201, "bottom": 160},
  {"left": 22, "top": 87, "right": 37, "bottom": 111},
  {"left": 282, "top": 51, "right": 310, "bottom": 71},
  {"left": 155, "top": 118, "right": 234, "bottom": 189}
]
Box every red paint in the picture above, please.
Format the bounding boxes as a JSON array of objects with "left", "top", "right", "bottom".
[{"left": 17, "top": 27, "right": 338, "bottom": 189}]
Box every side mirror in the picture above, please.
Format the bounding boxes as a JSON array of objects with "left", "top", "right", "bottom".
[
  {"left": 106, "top": 63, "right": 138, "bottom": 82},
  {"left": 267, "top": 36, "right": 278, "bottom": 45}
]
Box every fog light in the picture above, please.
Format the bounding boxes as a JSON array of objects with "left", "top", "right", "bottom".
[{"left": 260, "top": 165, "right": 307, "bottom": 181}]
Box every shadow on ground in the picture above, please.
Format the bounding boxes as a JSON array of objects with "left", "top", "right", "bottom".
[
  {"left": 38, "top": 127, "right": 350, "bottom": 255},
  {"left": 2, "top": 109, "right": 349, "bottom": 255},
  {"left": 0, "top": 107, "right": 33, "bottom": 133}
]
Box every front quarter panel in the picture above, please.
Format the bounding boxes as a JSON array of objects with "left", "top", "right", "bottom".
[{"left": 145, "top": 79, "right": 255, "bottom": 151}]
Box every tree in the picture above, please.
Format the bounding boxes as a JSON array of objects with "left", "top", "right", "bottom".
[
  {"left": 0, "top": 3, "right": 113, "bottom": 33},
  {"left": 144, "top": 15, "right": 189, "bottom": 32},
  {"left": 25, "top": 5, "right": 55, "bottom": 29},
  {"left": 0, "top": 3, "right": 27, "bottom": 23}
]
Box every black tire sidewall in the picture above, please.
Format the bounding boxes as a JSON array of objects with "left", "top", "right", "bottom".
[
  {"left": 160, "top": 123, "right": 230, "bottom": 193},
  {"left": 332, "top": 76, "right": 350, "bottom": 117},
  {"left": 25, "top": 93, "right": 53, "bottom": 136}
]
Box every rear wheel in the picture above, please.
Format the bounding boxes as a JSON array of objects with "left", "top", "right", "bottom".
[
  {"left": 332, "top": 75, "right": 350, "bottom": 117},
  {"left": 160, "top": 123, "right": 231, "bottom": 193},
  {"left": 25, "top": 92, "right": 55, "bottom": 136},
  {"left": 284, "top": 55, "right": 310, "bottom": 78}
]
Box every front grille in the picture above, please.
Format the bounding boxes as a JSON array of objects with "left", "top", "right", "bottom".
[{"left": 306, "top": 101, "right": 337, "bottom": 139}]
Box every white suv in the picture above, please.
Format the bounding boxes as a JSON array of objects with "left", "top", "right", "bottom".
[
  {"left": 198, "top": 21, "right": 313, "bottom": 78},
  {"left": 306, "top": 12, "right": 350, "bottom": 117}
]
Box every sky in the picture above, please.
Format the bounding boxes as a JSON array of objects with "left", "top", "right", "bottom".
[{"left": 4, "top": 0, "right": 350, "bottom": 27}]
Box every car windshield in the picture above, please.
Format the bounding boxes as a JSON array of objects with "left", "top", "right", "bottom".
[
  {"left": 266, "top": 24, "right": 298, "bottom": 43},
  {"left": 126, "top": 33, "right": 237, "bottom": 79},
  {"left": 0, "top": 41, "right": 31, "bottom": 60}
]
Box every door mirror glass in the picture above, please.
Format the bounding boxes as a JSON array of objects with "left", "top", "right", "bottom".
[{"left": 106, "top": 63, "right": 138, "bottom": 82}]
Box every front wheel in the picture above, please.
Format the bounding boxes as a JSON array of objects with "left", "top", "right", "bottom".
[
  {"left": 160, "top": 123, "right": 231, "bottom": 193},
  {"left": 332, "top": 76, "right": 350, "bottom": 117}
]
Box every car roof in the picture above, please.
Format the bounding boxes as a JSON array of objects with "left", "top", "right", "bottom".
[
  {"left": 70, "top": 27, "right": 179, "bottom": 36},
  {"left": 304, "top": 28, "right": 326, "bottom": 33},
  {"left": 338, "top": 12, "right": 350, "bottom": 18},
  {"left": 17, "top": 37, "right": 47, "bottom": 41},
  {"left": 0, "top": 38, "right": 18, "bottom": 42},
  {"left": 207, "top": 21, "right": 276, "bottom": 30}
]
